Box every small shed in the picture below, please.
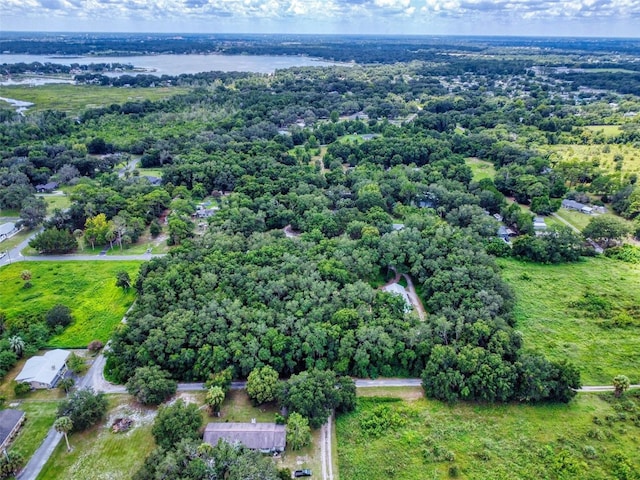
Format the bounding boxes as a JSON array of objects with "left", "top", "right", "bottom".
[
  {"left": 533, "top": 217, "right": 547, "bottom": 231},
  {"left": 203, "top": 422, "right": 286, "bottom": 454},
  {"left": 15, "top": 349, "right": 70, "bottom": 389},
  {"left": 0, "top": 409, "right": 26, "bottom": 451}
]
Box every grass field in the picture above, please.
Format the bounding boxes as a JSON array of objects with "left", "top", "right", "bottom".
[
  {"left": 497, "top": 256, "right": 640, "bottom": 385},
  {"left": 0, "top": 84, "right": 190, "bottom": 114},
  {"left": 547, "top": 143, "right": 640, "bottom": 176},
  {"left": 554, "top": 207, "right": 594, "bottom": 230},
  {"left": 0, "top": 261, "right": 140, "bottom": 348},
  {"left": 337, "top": 391, "right": 640, "bottom": 480},
  {"left": 9, "top": 400, "right": 60, "bottom": 462},
  {"left": 466, "top": 157, "right": 497, "bottom": 181},
  {"left": 35, "top": 193, "right": 71, "bottom": 213},
  {"left": 37, "top": 395, "right": 156, "bottom": 480},
  {"left": 583, "top": 125, "right": 623, "bottom": 137}
]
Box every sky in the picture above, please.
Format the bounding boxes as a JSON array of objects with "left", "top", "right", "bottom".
[{"left": 2, "top": 0, "right": 640, "bottom": 37}]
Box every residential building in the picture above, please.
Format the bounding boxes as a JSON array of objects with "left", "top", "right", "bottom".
[
  {"left": 203, "top": 422, "right": 286, "bottom": 454},
  {"left": 15, "top": 349, "right": 70, "bottom": 389}
]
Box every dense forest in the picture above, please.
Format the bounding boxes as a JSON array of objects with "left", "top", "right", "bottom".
[{"left": 2, "top": 38, "right": 640, "bottom": 404}]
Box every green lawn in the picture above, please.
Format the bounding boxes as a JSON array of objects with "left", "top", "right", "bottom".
[
  {"left": 0, "top": 261, "right": 140, "bottom": 348},
  {"left": 37, "top": 395, "right": 156, "bottom": 480},
  {"left": 337, "top": 392, "right": 640, "bottom": 480},
  {"left": 498, "top": 256, "right": 640, "bottom": 385},
  {"left": 583, "top": 125, "right": 623, "bottom": 137},
  {"left": 466, "top": 157, "right": 497, "bottom": 181},
  {"left": 35, "top": 194, "right": 71, "bottom": 214},
  {"left": 9, "top": 400, "right": 60, "bottom": 462},
  {"left": 547, "top": 143, "right": 640, "bottom": 175},
  {"left": 554, "top": 207, "right": 594, "bottom": 231},
  {"left": 0, "top": 84, "right": 190, "bottom": 114}
]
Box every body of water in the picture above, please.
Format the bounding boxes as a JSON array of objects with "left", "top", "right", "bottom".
[{"left": 0, "top": 53, "right": 343, "bottom": 76}]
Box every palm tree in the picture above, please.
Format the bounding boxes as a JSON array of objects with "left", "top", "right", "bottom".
[
  {"left": 9, "top": 336, "right": 25, "bottom": 357},
  {"left": 205, "top": 386, "right": 225, "bottom": 416},
  {"left": 54, "top": 416, "right": 73, "bottom": 451}
]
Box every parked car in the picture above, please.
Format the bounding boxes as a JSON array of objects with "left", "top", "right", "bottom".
[{"left": 293, "top": 470, "right": 312, "bottom": 478}]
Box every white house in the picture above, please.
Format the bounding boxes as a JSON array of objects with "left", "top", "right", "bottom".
[
  {"left": 204, "top": 423, "right": 286, "bottom": 454},
  {"left": 15, "top": 349, "right": 70, "bottom": 389}
]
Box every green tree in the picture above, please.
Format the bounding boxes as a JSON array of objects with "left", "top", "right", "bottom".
[
  {"left": 205, "top": 385, "right": 225, "bottom": 416},
  {"left": 286, "top": 412, "right": 311, "bottom": 451},
  {"left": 205, "top": 367, "right": 234, "bottom": 393},
  {"left": 29, "top": 228, "right": 78, "bottom": 253},
  {"left": 20, "top": 196, "right": 47, "bottom": 229},
  {"left": 126, "top": 365, "right": 177, "bottom": 405},
  {"left": 246, "top": 365, "right": 279, "bottom": 405},
  {"left": 151, "top": 399, "right": 202, "bottom": 450},
  {"left": 583, "top": 215, "right": 632, "bottom": 248},
  {"left": 57, "top": 388, "right": 108, "bottom": 432},
  {"left": 84, "top": 213, "right": 111, "bottom": 249},
  {"left": 46, "top": 304, "right": 72, "bottom": 330},
  {"left": 58, "top": 377, "right": 75, "bottom": 394},
  {"left": 66, "top": 352, "right": 86, "bottom": 374},
  {"left": 0, "top": 450, "right": 24, "bottom": 478},
  {"left": 54, "top": 416, "right": 74, "bottom": 451},
  {"left": 278, "top": 369, "right": 355, "bottom": 429},
  {"left": 115, "top": 270, "right": 132, "bottom": 290},
  {"left": 613, "top": 374, "right": 631, "bottom": 397}
]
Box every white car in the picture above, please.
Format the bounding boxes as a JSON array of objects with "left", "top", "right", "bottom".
[{"left": 0, "top": 251, "right": 6, "bottom": 259}]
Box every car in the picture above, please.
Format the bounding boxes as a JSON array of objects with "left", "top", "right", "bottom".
[
  {"left": 293, "top": 470, "right": 312, "bottom": 478},
  {"left": 0, "top": 251, "right": 6, "bottom": 259}
]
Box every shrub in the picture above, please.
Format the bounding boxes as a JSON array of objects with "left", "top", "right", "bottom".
[
  {"left": 13, "top": 382, "right": 31, "bottom": 396},
  {"left": 46, "top": 304, "right": 73, "bottom": 330},
  {"left": 126, "top": 365, "right": 177, "bottom": 405},
  {"left": 87, "top": 340, "right": 104, "bottom": 353},
  {"left": 57, "top": 388, "right": 108, "bottom": 432}
]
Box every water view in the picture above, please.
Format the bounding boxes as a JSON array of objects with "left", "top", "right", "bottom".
[{"left": 0, "top": 53, "right": 344, "bottom": 76}]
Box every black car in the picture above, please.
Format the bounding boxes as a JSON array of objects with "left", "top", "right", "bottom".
[{"left": 293, "top": 470, "right": 312, "bottom": 478}]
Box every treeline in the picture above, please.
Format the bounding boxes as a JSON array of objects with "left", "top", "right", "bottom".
[{"left": 0, "top": 61, "right": 135, "bottom": 75}]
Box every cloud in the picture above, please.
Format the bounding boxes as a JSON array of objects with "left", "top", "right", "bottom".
[{"left": 2, "top": 0, "right": 640, "bottom": 31}]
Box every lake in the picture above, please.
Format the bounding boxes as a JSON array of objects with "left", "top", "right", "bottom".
[{"left": 0, "top": 53, "right": 344, "bottom": 76}]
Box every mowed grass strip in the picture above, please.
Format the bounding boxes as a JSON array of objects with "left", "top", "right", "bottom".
[
  {"left": 0, "top": 261, "right": 140, "bottom": 348},
  {"left": 9, "top": 400, "right": 60, "bottom": 462},
  {"left": 0, "top": 84, "right": 190, "bottom": 114},
  {"left": 497, "top": 257, "right": 640, "bottom": 385},
  {"left": 37, "top": 395, "right": 156, "bottom": 480},
  {"left": 337, "top": 393, "right": 640, "bottom": 480}
]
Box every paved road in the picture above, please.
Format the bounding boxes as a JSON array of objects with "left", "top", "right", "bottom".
[
  {"left": 0, "top": 228, "right": 41, "bottom": 267},
  {"left": 17, "top": 428, "right": 62, "bottom": 480}
]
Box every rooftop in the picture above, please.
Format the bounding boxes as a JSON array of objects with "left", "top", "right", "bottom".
[
  {"left": 15, "top": 349, "right": 70, "bottom": 386},
  {"left": 203, "top": 422, "right": 286, "bottom": 451}
]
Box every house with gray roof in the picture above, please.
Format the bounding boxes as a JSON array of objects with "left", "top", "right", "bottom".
[
  {"left": 0, "top": 409, "right": 25, "bottom": 450},
  {"left": 204, "top": 422, "right": 286, "bottom": 454},
  {"left": 15, "top": 349, "right": 70, "bottom": 389}
]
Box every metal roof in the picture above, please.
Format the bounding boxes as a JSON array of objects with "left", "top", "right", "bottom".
[
  {"left": 204, "top": 423, "right": 286, "bottom": 451},
  {"left": 15, "top": 349, "right": 70, "bottom": 386}
]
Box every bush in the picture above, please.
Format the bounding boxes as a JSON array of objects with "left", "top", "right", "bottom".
[
  {"left": 87, "top": 340, "right": 104, "bottom": 353},
  {"left": 29, "top": 228, "right": 78, "bottom": 254},
  {"left": 13, "top": 381, "right": 31, "bottom": 396},
  {"left": 46, "top": 304, "right": 73, "bottom": 330},
  {"left": 151, "top": 399, "right": 201, "bottom": 450},
  {"left": 66, "top": 352, "right": 87, "bottom": 374}
]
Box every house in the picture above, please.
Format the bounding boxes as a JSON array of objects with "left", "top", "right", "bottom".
[
  {"left": 0, "top": 409, "right": 26, "bottom": 451},
  {"left": 0, "top": 222, "right": 18, "bottom": 242},
  {"left": 561, "top": 199, "right": 593, "bottom": 213},
  {"left": 392, "top": 223, "right": 405, "bottom": 231},
  {"left": 580, "top": 205, "right": 593, "bottom": 214},
  {"left": 143, "top": 176, "right": 162, "bottom": 186},
  {"left": 35, "top": 182, "right": 59, "bottom": 193},
  {"left": 497, "top": 226, "right": 516, "bottom": 241},
  {"left": 203, "top": 422, "right": 286, "bottom": 454},
  {"left": 15, "top": 349, "right": 70, "bottom": 389},
  {"left": 533, "top": 216, "right": 547, "bottom": 231}
]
